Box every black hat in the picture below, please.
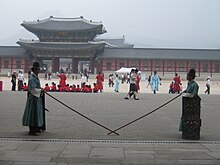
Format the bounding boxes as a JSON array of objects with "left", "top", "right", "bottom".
[
  {"left": 187, "top": 68, "right": 197, "bottom": 77},
  {"left": 32, "top": 62, "right": 40, "bottom": 69}
]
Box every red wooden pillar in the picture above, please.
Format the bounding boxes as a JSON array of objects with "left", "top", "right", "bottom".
[
  {"left": 10, "top": 57, "right": 13, "bottom": 73},
  {"left": 24, "top": 58, "right": 31, "bottom": 73},
  {"left": 162, "top": 60, "right": 165, "bottom": 76},
  {"left": 186, "top": 61, "right": 189, "bottom": 73},
  {"left": 115, "top": 59, "right": 117, "bottom": 71},
  {"left": 139, "top": 59, "right": 141, "bottom": 70},
  {"left": 150, "top": 60, "right": 153, "bottom": 75},
  {"left": 210, "top": 61, "right": 213, "bottom": 77},
  {"left": 174, "top": 60, "right": 177, "bottom": 73},
  {"left": 90, "top": 56, "right": 93, "bottom": 74},
  {"left": 198, "top": 61, "right": 201, "bottom": 77},
  {"left": 0, "top": 57, "right": 2, "bottom": 73},
  {"left": 72, "top": 57, "right": 75, "bottom": 73},
  {"left": 127, "top": 59, "right": 129, "bottom": 67}
]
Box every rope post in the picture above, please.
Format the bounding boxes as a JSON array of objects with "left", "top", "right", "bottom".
[{"left": 182, "top": 95, "right": 201, "bottom": 140}]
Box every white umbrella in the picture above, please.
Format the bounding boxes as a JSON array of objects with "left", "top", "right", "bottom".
[{"left": 115, "top": 67, "right": 136, "bottom": 73}]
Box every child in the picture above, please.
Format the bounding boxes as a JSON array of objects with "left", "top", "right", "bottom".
[
  {"left": 65, "top": 84, "right": 70, "bottom": 92},
  {"left": 169, "top": 81, "right": 174, "bottom": 94},
  {"left": 50, "top": 82, "right": 57, "bottom": 91},
  {"left": 71, "top": 84, "right": 76, "bottom": 92},
  {"left": 44, "top": 83, "right": 50, "bottom": 91},
  {"left": 76, "top": 84, "right": 81, "bottom": 92},
  {"left": 57, "top": 85, "right": 63, "bottom": 92},
  {"left": 23, "top": 82, "right": 28, "bottom": 91},
  {"left": 93, "top": 83, "right": 99, "bottom": 93}
]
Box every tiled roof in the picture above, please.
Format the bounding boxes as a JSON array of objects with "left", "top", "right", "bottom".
[
  {"left": 0, "top": 46, "right": 27, "bottom": 57},
  {"left": 17, "top": 40, "right": 105, "bottom": 51},
  {"left": 21, "top": 17, "right": 106, "bottom": 34},
  {"left": 95, "top": 38, "right": 134, "bottom": 48},
  {"left": 99, "top": 48, "right": 220, "bottom": 60}
]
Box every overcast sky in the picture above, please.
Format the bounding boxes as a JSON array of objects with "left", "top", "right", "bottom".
[{"left": 1, "top": 0, "right": 220, "bottom": 48}]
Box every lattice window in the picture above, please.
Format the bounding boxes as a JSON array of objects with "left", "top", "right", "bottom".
[
  {"left": 107, "top": 62, "right": 112, "bottom": 71},
  {"left": 16, "top": 61, "right": 21, "bottom": 69},
  {"left": 3, "top": 60, "right": 9, "bottom": 68},
  {"left": 203, "top": 64, "right": 208, "bottom": 72},
  {"left": 215, "top": 64, "right": 219, "bottom": 73}
]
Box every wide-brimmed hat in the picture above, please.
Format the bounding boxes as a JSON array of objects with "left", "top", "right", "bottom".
[
  {"left": 187, "top": 68, "right": 197, "bottom": 77},
  {"left": 32, "top": 62, "right": 40, "bottom": 69}
]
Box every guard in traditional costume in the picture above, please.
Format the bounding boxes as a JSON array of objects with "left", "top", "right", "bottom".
[
  {"left": 22, "top": 62, "right": 45, "bottom": 136},
  {"left": 179, "top": 68, "right": 201, "bottom": 140}
]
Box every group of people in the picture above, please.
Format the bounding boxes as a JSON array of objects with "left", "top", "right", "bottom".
[
  {"left": 22, "top": 61, "right": 202, "bottom": 136},
  {"left": 124, "top": 69, "right": 141, "bottom": 100},
  {"left": 11, "top": 70, "right": 25, "bottom": 91},
  {"left": 43, "top": 82, "right": 100, "bottom": 93}
]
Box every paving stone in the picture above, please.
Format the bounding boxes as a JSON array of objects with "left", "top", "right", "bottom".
[{"left": 89, "top": 147, "right": 124, "bottom": 159}]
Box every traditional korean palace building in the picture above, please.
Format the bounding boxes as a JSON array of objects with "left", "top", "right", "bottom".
[{"left": 0, "top": 16, "right": 220, "bottom": 77}]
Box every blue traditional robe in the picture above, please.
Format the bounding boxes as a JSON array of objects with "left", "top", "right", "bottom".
[
  {"left": 22, "top": 73, "right": 43, "bottom": 127},
  {"left": 150, "top": 74, "right": 160, "bottom": 92}
]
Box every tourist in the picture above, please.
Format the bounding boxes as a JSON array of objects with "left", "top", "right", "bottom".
[
  {"left": 11, "top": 71, "right": 16, "bottom": 91},
  {"left": 124, "top": 69, "right": 139, "bottom": 100},
  {"left": 114, "top": 74, "right": 120, "bottom": 92},
  {"left": 169, "top": 81, "right": 175, "bottom": 94},
  {"left": 22, "top": 62, "right": 45, "bottom": 136},
  {"left": 147, "top": 75, "right": 151, "bottom": 88},
  {"left": 205, "top": 76, "right": 211, "bottom": 94},
  {"left": 150, "top": 71, "right": 160, "bottom": 94},
  {"left": 17, "top": 70, "right": 24, "bottom": 91}
]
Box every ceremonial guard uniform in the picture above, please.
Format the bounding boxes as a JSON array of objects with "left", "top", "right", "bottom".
[
  {"left": 179, "top": 68, "right": 201, "bottom": 140},
  {"left": 22, "top": 62, "right": 44, "bottom": 135}
]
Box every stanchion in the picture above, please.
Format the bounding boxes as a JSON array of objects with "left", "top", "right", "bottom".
[{"left": 182, "top": 95, "right": 201, "bottom": 140}]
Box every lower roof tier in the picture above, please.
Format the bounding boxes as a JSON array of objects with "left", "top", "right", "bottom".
[{"left": 17, "top": 40, "right": 105, "bottom": 51}]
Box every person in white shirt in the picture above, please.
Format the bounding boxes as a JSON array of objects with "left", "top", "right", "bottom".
[
  {"left": 205, "top": 77, "right": 211, "bottom": 94},
  {"left": 18, "top": 70, "right": 24, "bottom": 91}
]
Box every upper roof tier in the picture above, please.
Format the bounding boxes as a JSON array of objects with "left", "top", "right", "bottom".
[{"left": 21, "top": 16, "right": 107, "bottom": 42}]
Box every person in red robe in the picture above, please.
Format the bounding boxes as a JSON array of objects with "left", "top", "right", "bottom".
[
  {"left": 58, "top": 71, "right": 67, "bottom": 89},
  {"left": 93, "top": 83, "right": 99, "bottom": 93},
  {"left": 76, "top": 85, "right": 81, "bottom": 92},
  {"left": 57, "top": 85, "right": 63, "bottom": 92},
  {"left": 50, "top": 82, "right": 57, "bottom": 91},
  {"left": 71, "top": 84, "right": 76, "bottom": 92},
  {"left": 44, "top": 83, "right": 50, "bottom": 92},
  {"left": 173, "top": 73, "right": 182, "bottom": 94},
  {"left": 23, "top": 83, "right": 28, "bottom": 91},
  {"left": 96, "top": 72, "right": 104, "bottom": 92},
  {"left": 65, "top": 84, "right": 70, "bottom": 92}
]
